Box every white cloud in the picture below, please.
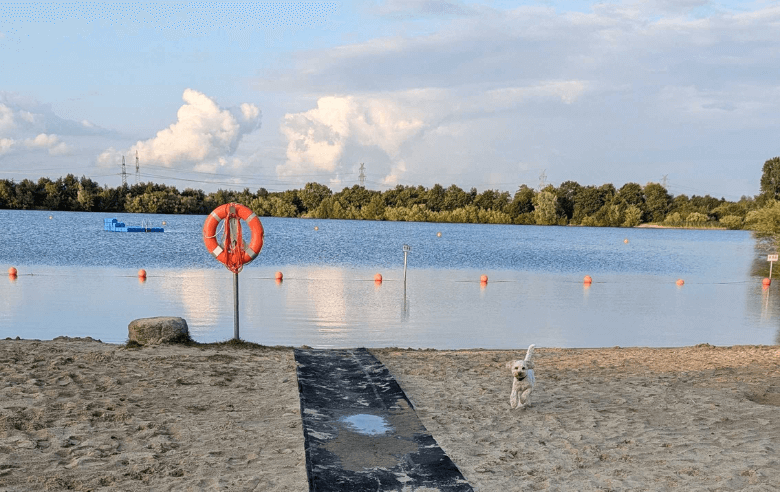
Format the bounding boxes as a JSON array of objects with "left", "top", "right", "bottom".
[
  {"left": 18, "top": 111, "right": 36, "bottom": 124},
  {"left": 193, "top": 156, "right": 246, "bottom": 174},
  {"left": 25, "top": 133, "right": 59, "bottom": 148},
  {"left": 277, "top": 81, "right": 592, "bottom": 186},
  {"left": 97, "top": 147, "right": 121, "bottom": 168},
  {"left": 0, "top": 138, "right": 15, "bottom": 155},
  {"left": 0, "top": 92, "right": 114, "bottom": 137},
  {"left": 23, "top": 133, "right": 69, "bottom": 155},
  {"left": 278, "top": 95, "right": 425, "bottom": 183},
  {"left": 0, "top": 104, "right": 14, "bottom": 130},
  {"left": 481, "top": 80, "right": 588, "bottom": 108},
  {"left": 240, "top": 103, "right": 260, "bottom": 121},
  {"left": 383, "top": 159, "right": 407, "bottom": 186},
  {"left": 128, "top": 88, "right": 261, "bottom": 167}
]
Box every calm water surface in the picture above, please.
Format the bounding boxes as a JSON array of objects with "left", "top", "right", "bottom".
[{"left": 1, "top": 210, "right": 777, "bottom": 348}]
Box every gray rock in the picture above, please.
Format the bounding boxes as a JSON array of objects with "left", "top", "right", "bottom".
[{"left": 128, "top": 317, "right": 190, "bottom": 345}]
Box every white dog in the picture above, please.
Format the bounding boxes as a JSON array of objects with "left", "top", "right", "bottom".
[{"left": 506, "top": 344, "right": 536, "bottom": 409}]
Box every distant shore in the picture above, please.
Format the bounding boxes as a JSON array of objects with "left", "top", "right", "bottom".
[
  {"left": 636, "top": 223, "right": 727, "bottom": 230},
  {"left": 1, "top": 339, "right": 778, "bottom": 490}
]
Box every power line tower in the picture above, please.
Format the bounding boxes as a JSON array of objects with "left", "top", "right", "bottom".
[
  {"left": 359, "top": 162, "right": 366, "bottom": 187},
  {"left": 121, "top": 156, "right": 127, "bottom": 186},
  {"left": 538, "top": 169, "right": 547, "bottom": 191},
  {"left": 135, "top": 150, "right": 140, "bottom": 185},
  {"left": 661, "top": 174, "right": 669, "bottom": 189}
]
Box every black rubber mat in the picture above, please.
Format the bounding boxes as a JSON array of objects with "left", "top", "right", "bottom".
[{"left": 294, "top": 348, "right": 473, "bottom": 492}]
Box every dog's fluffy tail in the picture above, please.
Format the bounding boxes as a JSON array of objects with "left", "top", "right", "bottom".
[{"left": 524, "top": 344, "right": 535, "bottom": 361}]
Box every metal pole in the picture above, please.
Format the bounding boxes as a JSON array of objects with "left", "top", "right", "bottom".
[
  {"left": 403, "top": 251, "right": 408, "bottom": 287},
  {"left": 402, "top": 244, "right": 410, "bottom": 289},
  {"left": 233, "top": 272, "right": 239, "bottom": 340},
  {"left": 771, "top": 261, "right": 774, "bottom": 279}
]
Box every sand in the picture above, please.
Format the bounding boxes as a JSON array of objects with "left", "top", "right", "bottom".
[
  {"left": 1, "top": 339, "right": 779, "bottom": 491},
  {"left": 0, "top": 338, "right": 307, "bottom": 491}
]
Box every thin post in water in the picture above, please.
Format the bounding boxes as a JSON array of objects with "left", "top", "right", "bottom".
[{"left": 403, "top": 244, "right": 410, "bottom": 289}]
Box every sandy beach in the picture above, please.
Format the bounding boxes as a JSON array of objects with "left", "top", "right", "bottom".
[{"left": 1, "top": 338, "right": 778, "bottom": 491}]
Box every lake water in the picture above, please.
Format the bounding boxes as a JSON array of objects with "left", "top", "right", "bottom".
[{"left": 1, "top": 210, "right": 778, "bottom": 348}]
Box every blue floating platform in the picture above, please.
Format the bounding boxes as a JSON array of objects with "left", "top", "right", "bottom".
[{"left": 104, "top": 218, "right": 164, "bottom": 233}]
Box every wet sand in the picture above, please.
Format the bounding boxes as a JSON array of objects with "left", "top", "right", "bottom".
[{"left": 1, "top": 339, "right": 778, "bottom": 491}]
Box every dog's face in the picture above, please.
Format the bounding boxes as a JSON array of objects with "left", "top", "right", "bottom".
[{"left": 506, "top": 359, "right": 534, "bottom": 380}]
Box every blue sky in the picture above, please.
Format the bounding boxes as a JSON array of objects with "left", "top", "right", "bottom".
[{"left": 1, "top": 0, "right": 778, "bottom": 199}]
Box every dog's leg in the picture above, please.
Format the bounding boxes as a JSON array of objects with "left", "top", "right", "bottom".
[
  {"left": 518, "top": 388, "right": 532, "bottom": 408},
  {"left": 510, "top": 381, "right": 519, "bottom": 408}
]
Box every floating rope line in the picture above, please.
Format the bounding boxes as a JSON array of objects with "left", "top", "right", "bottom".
[{"left": 1, "top": 271, "right": 766, "bottom": 286}]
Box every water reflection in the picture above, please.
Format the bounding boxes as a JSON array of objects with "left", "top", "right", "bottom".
[
  {"left": 1, "top": 265, "right": 778, "bottom": 348},
  {"left": 306, "top": 268, "right": 348, "bottom": 328}
]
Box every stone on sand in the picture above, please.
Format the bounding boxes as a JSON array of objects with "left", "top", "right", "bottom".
[{"left": 128, "top": 316, "right": 189, "bottom": 345}]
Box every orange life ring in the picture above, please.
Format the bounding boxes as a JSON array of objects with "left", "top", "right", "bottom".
[{"left": 202, "top": 203, "right": 264, "bottom": 272}]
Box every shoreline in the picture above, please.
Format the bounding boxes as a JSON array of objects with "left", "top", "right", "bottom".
[
  {"left": 1, "top": 339, "right": 778, "bottom": 490},
  {"left": 635, "top": 223, "right": 727, "bottom": 230}
]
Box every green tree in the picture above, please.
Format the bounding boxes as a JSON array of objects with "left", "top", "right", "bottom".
[
  {"left": 426, "top": 184, "right": 445, "bottom": 212},
  {"left": 361, "top": 195, "right": 386, "bottom": 220},
  {"left": 556, "top": 181, "right": 581, "bottom": 220},
  {"left": 622, "top": 205, "right": 642, "bottom": 227},
  {"left": 720, "top": 215, "right": 743, "bottom": 230},
  {"left": 250, "top": 196, "right": 273, "bottom": 217},
  {"left": 0, "top": 179, "right": 16, "bottom": 208},
  {"left": 643, "top": 183, "right": 671, "bottom": 222},
  {"left": 443, "top": 184, "right": 470, "bottom": 210},
  {"left": 616, "top": 182, "right": 644, "bottom": 207},
  {"left": 533, "top": 188, "right": 562, "bottom": 225},
  {"left": 15, "top": 179, "right": 36, "bottom": 210},
  {"left": 60, "top": 174, "right": 81, "bottom": 210},
  {"left": 603, "top": 202, "right": 622, "bottom": 227},
  {"left": 572, "top": 186, "right": 604, "bottom": 224},
  {"left": 509, "top": 185, "right": 535, "bottom": 217},
  {"left": 745, "top": 202, "right": 780, "bottom": 237},
  {"left": 76, "top": 177, "right": 101, "bottom": 211},
  {"left": 759, "top": 157, "right": 780, "bottom": 203},
  {"left": 300, "top": 182, "right": 332, "bottom": 214},
  {"left": 270, "top": 196, "right": 298, "bottom": 217},
  {"left": 686, "top": 212, "right": 708, "bottom": 225},
  {"left": 664, "top": 212, "right": 682, "bottom": 226}
]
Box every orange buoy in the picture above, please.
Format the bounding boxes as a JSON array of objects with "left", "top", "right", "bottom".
[
  {"left": 374, "top": 273, "right": 383, "bottom": 282},
  {"left": 275, "top": 271, "right": 284, "bottom": 281},
  {"left": 437, "top": 232, "right": 442, "bottom": 237},
  {"left": 676, "top": 279, "right": 685, "bottom": 286},
  {"left": 762, "top": 278, "right": 771, "bottom": 286},
  {"left": 314, "top": 226, "right": 319, "bottom": 230},
  {"left": 8, "top": 267, "right": 17, "bottom": 277},
  {"left": 162, "top": 221, "right": 167, "bottom": 226},
  {"left": 138, "top": 269, "right": 147, "bottom": 279},
  {"left": 480, "top": 274, "right": 488, "bottom": 283},
  {"left": 583, "top": 275, "right": 592, "bottom": 284},
  {"left": 624, "top": 238, "right": 629, "bottom": 244}
]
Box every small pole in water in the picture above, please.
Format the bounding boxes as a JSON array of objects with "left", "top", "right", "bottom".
[
  {"left": 403, "top": 244, "right": 410, "bottom": 289},
  {"left": 233, "top": 271, "right": 239, "bottom": 340}
]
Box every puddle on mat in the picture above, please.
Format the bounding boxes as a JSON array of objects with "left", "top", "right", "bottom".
[{"left": 339, "top": 414, "right": 391, "bottom": 435}]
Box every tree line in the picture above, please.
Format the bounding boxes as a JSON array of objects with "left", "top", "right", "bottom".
[{"left": 2, "top": 157, "right": 779, "bottom": 235}]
